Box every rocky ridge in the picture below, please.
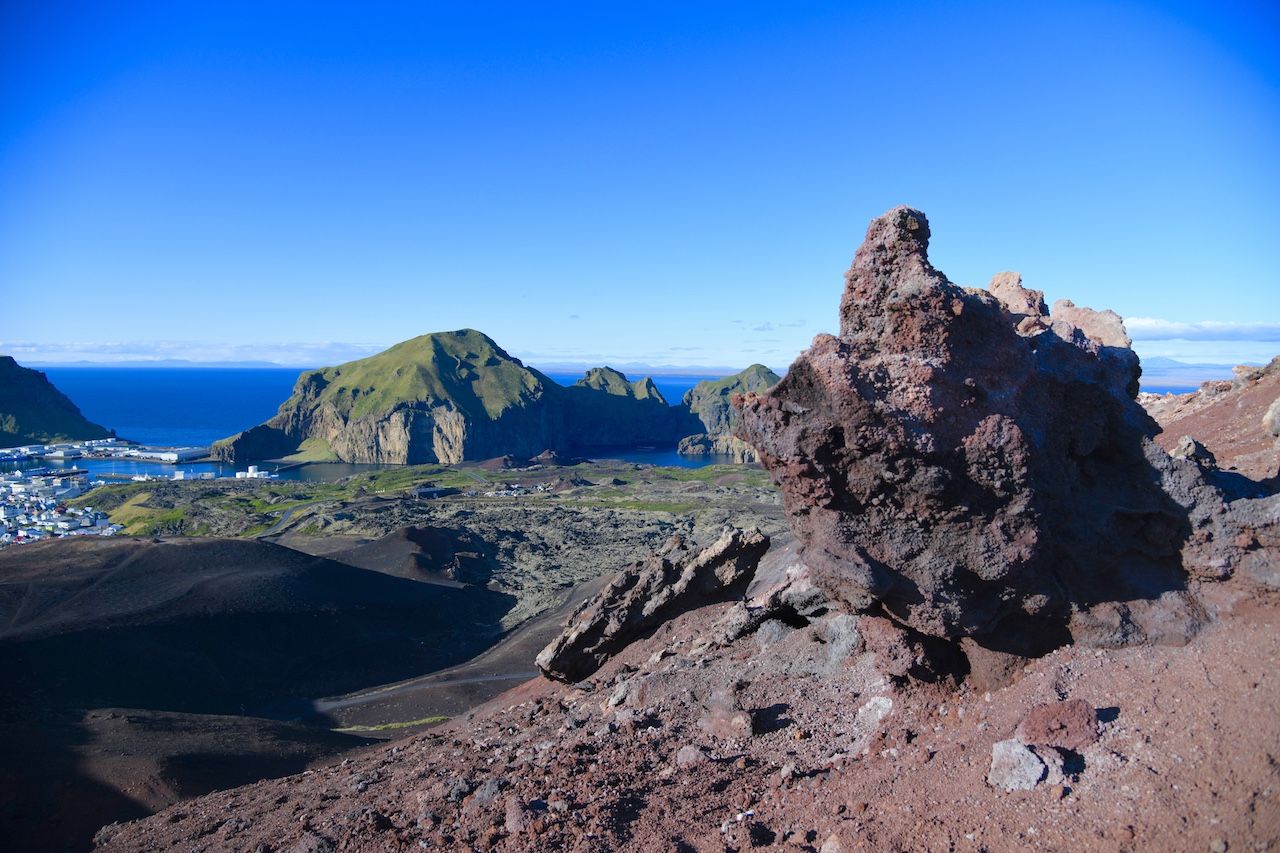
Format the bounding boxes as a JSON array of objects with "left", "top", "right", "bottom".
[
  {"left": 678, "top": 365, "right": 781, "bottom": 463},
  {"left": 212, "top": 331, "right": 697, "bottom": 465},
  {"left": 1141, "top": 355, "right": 1280, "bottom": 483}
]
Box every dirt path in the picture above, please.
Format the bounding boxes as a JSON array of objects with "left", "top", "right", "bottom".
[{"left": 308, "top": 572, "right": 611, "bottom": 729}]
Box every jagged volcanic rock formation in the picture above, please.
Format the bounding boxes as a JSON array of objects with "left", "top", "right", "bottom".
[
  {"left": 0, "top": 355, "right": 112, "bottom": 446},
  {"left": 536, "top": 528, "right": 769, "bottom": 682},
  {"left": 678, "top": 364, "right": 781, "bottom": 462},
  {"left": 736, "top": 206, "right": 1278, "bottom": 643},
  {"left": 212, "top": 330, "right": 694, "bottom": 464}
]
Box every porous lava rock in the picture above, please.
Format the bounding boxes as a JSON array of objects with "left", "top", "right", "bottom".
[
  {"left": 736, "top": 206, "right": 1277, "bottom": 644},
  {"left": 987, "top": 739, "right": 1046, "bottom": 791},
  {"left": 536, "top": 528, "right": 770, "bottom": 682},
  {"left": 1015, "top": 699, "right": 1099, "bottom": 751}
]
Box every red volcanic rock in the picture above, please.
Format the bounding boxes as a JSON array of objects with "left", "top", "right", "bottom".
[
  {"left": 1142, "top": 356, "right": 1280, "bottom": 482},
  {"left": 536, "top": 528, "right": 770, "bottom": 682},
  {"left": 1015, "top": 699, "right": 1099, "bottom": 751},
  {"left": 696, "top": 685, "right": 755, "bottom": 740},
  {"left": 737, "top": 206, "right": 1277, "bottom": 643}
]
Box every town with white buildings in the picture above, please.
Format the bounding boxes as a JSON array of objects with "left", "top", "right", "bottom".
[
  {"left": 0, "top": 468, "right": 119, "bottom": 546},
  {"left": 0, "top": 438, "right": 277, "bottom": 547},
  {"left": 0, "top": 437, "right": 210, "bottom": 466}
]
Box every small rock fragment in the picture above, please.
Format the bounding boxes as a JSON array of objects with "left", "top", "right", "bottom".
[
  {"left": 698, "top": 686, "right": 755, "bottom": 740},
  {"left": 470, "top": 777, "right": 505, "bottom": 806},
  {"left": 987, "top": 738, "right": 1046, "bottom": 791},
  {"left": 675, "top": 745, "right": 708, "bottom": 768},
  {"left": 1016, "top": 699, "right": 1099, "bottom": 751}
]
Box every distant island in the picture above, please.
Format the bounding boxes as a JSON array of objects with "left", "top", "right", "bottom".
[
  {"left": 0, "top": 356, "right": 113, "bottom": 447},
  {"left": 211, "top": 330, "right": 786, "bottom": 465},
  {"left": 214, "top": 329, "right": 768, "bottom": 464}
]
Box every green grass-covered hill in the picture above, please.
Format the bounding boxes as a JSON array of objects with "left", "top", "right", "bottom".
[
  {"left": 682, "top": 363, "right": 782, "bottom": 436},
  {"left": 0, "top": 355, "right": 113, "bottom": 447},
  {"left": 212, "top": 329, "right": 701, "bottom": 464}
]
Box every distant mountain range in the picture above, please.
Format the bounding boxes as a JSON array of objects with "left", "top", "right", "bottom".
[
  {"left": 8, "top": 341, "right": 1265, "bottom": 461},
  {"left": 1139, "top": 356, "right": 1256, "bottom": 388}
]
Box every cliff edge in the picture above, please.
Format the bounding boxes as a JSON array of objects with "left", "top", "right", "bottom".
[{"left": 0, "top": 356, "right": 112, "bottom": 447}]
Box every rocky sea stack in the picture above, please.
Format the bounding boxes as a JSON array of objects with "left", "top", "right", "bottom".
[
  {"left": 0, "top": 355, "right": 112, "bottom": 446},
  {"left": 212, "top": 330, "right": 695, "bottom": 464},
  {"left": 736, "top": 206, "right": 1277, "bottom": 645},
  {"left": 677, "top": 364, "right": 781, "bottom": 463}
]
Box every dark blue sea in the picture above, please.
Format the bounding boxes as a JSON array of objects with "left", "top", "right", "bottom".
[
  {"left": 42, "top": 367, "right": 301, "bottom": 448},
  {"left": 11, "top": 368, "right": 1198, "bottom": 479},
  {"left": 17, "top": 367, "right": 732, "bottom": 475},
  {"left": 39, "top": 368, "right": 722, "bottom": 449}
]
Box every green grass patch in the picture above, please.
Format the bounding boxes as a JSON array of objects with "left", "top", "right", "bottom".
[
  {"left": 653, "top": 464, "right": 770, "bottom": 485},
  {"left": 69, "top": 482, "right": 149, "bottom": 512},
  {"left": 281, "top": 436, "right": 339, "bottom": 463},
  {"left": 334, "top": 715, "right": 449, "bottom": 733},
  {"left": 109, "top": 492, "right": 188, "bottom": 535}
]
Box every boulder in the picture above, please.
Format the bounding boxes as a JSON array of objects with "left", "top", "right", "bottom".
[
  {"left": 736, "top": 206, "right": 1278, "bottom": 643},
  {"left": 987, "top": 739, "right": 1046, "bottom": 791},
  {"left": 536, "top": 528, "right": 770, "bottom": 682},
  {"left": 1015, "top": 699, "right": 1099, "bottom": 751},
  {"left": 696, "top": 685, "right": 755, "bottom": 740},
  {"left": 1265, "top": 397, "right": 1280, "bottom": 438}
]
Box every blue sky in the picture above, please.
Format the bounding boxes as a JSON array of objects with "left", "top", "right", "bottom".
[{"left": 1, "top": 1, "right": 1277, "bottom": 371}]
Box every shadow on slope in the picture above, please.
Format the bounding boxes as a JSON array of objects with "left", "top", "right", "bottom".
[
  {"left": 0, "top": 535, "right": 513, "bottom": 850},
  {"left": 0, "top": 706, "right": 374, "bottom": 853},
  {"left": 325, "top": 525, "right": 500, "bottom": 587},
  {"left": 0, "top": 536, "right": 514, "bottom": 715}
]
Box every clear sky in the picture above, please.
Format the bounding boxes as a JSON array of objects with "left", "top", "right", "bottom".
[{"left": 2, "top": 1, "right": 1277, "bottom": 371}]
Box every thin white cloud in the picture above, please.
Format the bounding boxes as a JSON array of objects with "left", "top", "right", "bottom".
[
  {"left": 1, "top": 340, "right": 386, "bottom": 366},
  {"left": 1126, "top": 318, "right": 1280, "bottom": 341}
]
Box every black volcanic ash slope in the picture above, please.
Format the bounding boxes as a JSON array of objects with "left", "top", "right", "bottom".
[{"left": 0, "top": 536, "right": 514, "bottom": 715}]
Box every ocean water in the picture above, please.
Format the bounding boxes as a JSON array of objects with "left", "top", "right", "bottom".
[
  {"left": 23, "top": 368, "right": 732, "bottom": 474},
  {"left": 41, "top": 368, "right": 724, "bottom": 448},
  {"left": 41, "top": 367, "right": 301, "bottom": 447}
]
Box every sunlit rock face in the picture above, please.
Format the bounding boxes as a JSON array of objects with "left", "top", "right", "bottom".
[{"left": 737, "top": 206, "right": 1271, "bottom": 645}]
